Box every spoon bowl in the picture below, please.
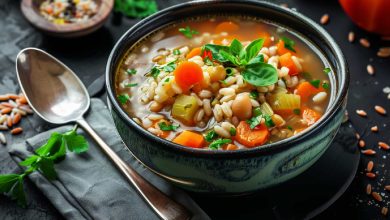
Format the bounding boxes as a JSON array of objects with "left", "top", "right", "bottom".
[
  {"left": 15, "top": 48, "right": 191, "bottom": 220},
  {"left": 16, "top": 48, "right": 89, "bottom": 124}
]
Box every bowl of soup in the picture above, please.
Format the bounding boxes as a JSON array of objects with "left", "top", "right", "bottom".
[{"left": 106, "top": 0, "right": 349, "bottom": 194}]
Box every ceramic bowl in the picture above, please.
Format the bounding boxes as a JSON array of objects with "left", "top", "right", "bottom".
[
  {"left": 106, "top": 0, "right": 349, "bottom": 194},
  {"left": 21, "top": 0, "right": 113, "bottom": 38}
]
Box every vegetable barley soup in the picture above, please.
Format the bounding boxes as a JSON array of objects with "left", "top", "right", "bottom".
[{"left": 115, "top": 17, "right": 332, "bottom": 150}]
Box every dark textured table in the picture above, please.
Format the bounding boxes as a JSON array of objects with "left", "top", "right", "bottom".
[{"left": 1, "top": 0, "right": 389, "bottom": 219}]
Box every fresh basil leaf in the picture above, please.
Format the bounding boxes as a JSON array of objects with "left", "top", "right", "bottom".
[
  {"left": 203, "top": 44, "right": 229, "bottom": 62},
  {"left": 0, "top": 174, "right": 20, "bottom": 194},
  {"left": 209, "top": 139, "right": 231, "bottom": 150},
  {"left": 219, "top": 50, "right": 239, "bottom": 65},
  {"left": 117, "top": 94, "right": 131, "bottom": 105},
  {"left": 247, "top": 54, "right": 264, "bottom": 65},
  {"left": 63, "top": 130, "right": 89, "bottom": 154},
  {"left": 35, "top": 132, "right": 63, "bottom": 157},
  {"left": 11, "top": 177, "right": 26, "bottom": 207},
  {"left": 37, "top": 157, "right": 57, "bottom": 180},
  {"left": 114, "top": 0, "right": 158, "bottom": 18},
  {"left": 310, "top": 79, "right": 321, "bottom": 88},
  {"left": 158, "top": 122, "right": 179, "bottom": 131},
  {"left": 245, "top": 38, "right": 264, "bottom": 61},
  {"left": 229, "top": 39, "right": 243, "bottom": 56},
  {"left": 264, "top": 115, "right": 275, "bottom": 127},
  {"left": 205, "top": 130, "right": 218, "bottom": 142},
  {"left": 242, "top": 63, "right": 278, "bottom": 87},
  {"left": 280, "top": 36, "right": 296, "bottom": 52},
  {"left": 19, "top": 155, "right": 40, "bottom": 167}
]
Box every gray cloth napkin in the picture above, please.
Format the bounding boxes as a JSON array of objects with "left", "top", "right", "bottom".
[{"left": 8, "top": 99, "right": 209, "bottom": 220}]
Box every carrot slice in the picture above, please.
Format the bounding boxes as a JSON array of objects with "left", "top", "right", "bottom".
[
  {"left": 215, "top": 21, "right": 239, "bottom": 33},
  {"left": 235, "top": 121, "right": 269, "bottom": 148},
  {"left": 174, "top": 61, "right": 204, "bottom": 92},
  {"left": 186, "top": 47, "right": 201, "bottom": 59},
  {"left": 277, "top": 40, "right": 297, "bottom": 56},
  {"left": 296, "top": 82, "right": 324, "bottom": 102},
  {"left": 259, "top": 32, "right": 272, "bottom": 47},
  {"left": 173, "top": 130, "right": 204, "bottom": 148},
  {"left": 279, "top": 52, "right": 299, "bottom": 76},
  {"left": 301, "top": 107, "right": 322, "bottom": 126}
]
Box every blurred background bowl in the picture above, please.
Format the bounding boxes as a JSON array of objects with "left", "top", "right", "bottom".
[{"left": 21, "top": 0, "right": 113, "bottom": 38}]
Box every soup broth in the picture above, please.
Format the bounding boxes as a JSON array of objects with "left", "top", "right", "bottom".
[{"left": 115, "top": 17, "right": 332, "bottom": 150}]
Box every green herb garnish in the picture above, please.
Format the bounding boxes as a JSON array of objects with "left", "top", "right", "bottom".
[
  {"left": 179, "top": 26, "right": 199, "bottom": 39},
  {"left": 253, "top": 107, "right": 262, "bottom": 117},
  {"left": 209, "top": 138, "right": 231, "bottom": 150},
  {"left": 126, "top": 68, "right": 137, "bottom": 75},
  {"left": 247, "top": 115, "right": 262, "bottom": 129},
  {"left": 264, "top": 115, "right": 275, "bottom": 127},
  {"left": 287, "top": 125, "right": 293, "bottom": 131},
  {"left": 323, "top": 67, "right": 331, "bottom": 74},
  {"left": 163, "top": 62, "right": 176, "bottom": 72},
  {"left": 204, "top": 57, "right": 214, "bottom": 66},
  {"left": 114, "top": 0, "right": 158, "bottom": 18},
  {"left": 164, "top": 78, "right": 170, "bottom": 82},
  {"left": 173, "top": 49, "right": 181, "bottom": 55},
  {"left": 202, "top": 38, "right": 278, "bottom": 87},
  {"left": 293, "top": 108, "right": 301, "bottom": 115},
  {"left": 150, "top": 66, "right": 161, "bottom": 78},
  {"left": 249, "top": 91, "right": 259, "bottom": 99},
  {"left": 229, "top": 127, "right": 236, "bottom": 136},
  {"left": 205, "top": 130, "right": 218, "bottom": 142},
  {"left": 125, "top": 83, "right": 138, "bottom": 87},
  {"left": 280, "top": 36, "right": 296, "bottom": 52},
  {"left": 158, "top": 122, "right": 179, "bottom": 131},
  {"left": 310, "top": 79, "right": 321, "bottom": 88},
  {"left": 118, "top": 94, "right": 130, "bottom": 104},
  {"left": 0, "top": 126, "right": 88, "bottom": 207},
  {"left": 322, "top": 82, "right": 329, "bottom": 89}
]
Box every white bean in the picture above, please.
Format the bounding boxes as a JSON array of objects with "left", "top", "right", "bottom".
[{"left": 312, "top": 92, "right": 327, "bottom": 103}]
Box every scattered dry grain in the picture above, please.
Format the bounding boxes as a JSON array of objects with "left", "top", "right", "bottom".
[
  {"left": 371, "top": 126, "right": 378, "bottom": 132},
  {"left": 348, "top": 31, "right": 355, "bottom": 43},
  {"left": 374, "top": 105, "right": 386, "bottom": 115},
  {"left": 366, "top": 172, "right": 376, "bottom": 178},
  {"left": 366, "top": 184, "right": 372, "bottom": 195},
  {"left": 320, "top": 14, "right": 329, "bottom": 25},
  {"left": 359, "top": 38, "right": 370, "bottom": 48},
  {"left": 358, "top": 139, "right": 365, "bottom": 148},
  {"left": 362, "top": 149, "right": 376, "bottom": 155},
  {"left": 372, "top": 192, "right": 383, "bottom": 202},
  {"left": 378, "top": 142, "right": 390, "bottom": 150},
  {"left": 356, "top": 109, "right": 367, "bottom": 117},
  {"left": 367, "top": 161, "right": 374, "bottom": 172}
]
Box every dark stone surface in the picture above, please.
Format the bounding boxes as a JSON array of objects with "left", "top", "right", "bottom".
[{"left": 0, "top": 0, "right": 389, "bottom": 219}]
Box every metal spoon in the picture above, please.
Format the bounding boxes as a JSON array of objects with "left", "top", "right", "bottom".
[{"left": 15, "top": 48, "right": 192, "bottom": 220}]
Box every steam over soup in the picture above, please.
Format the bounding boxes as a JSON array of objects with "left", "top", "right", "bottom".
[{"left": 115, "top": 17, "right": 332, "bottom": 150}]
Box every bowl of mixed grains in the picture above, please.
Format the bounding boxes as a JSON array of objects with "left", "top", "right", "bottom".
[{"left": 21, "top": 0, "right": 113, "bottom": 37}]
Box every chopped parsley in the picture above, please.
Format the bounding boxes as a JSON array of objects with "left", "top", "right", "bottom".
[
  {"left": 205, "top": 130, "right": 218, "bottom": 142},
  {"left": 163, "top": 62, "right": 176, "bottom": 72},
  {"left": 229, "top": 127, "right": 236, "bottom": 136},
  {"left": 322, "top": 82, "right": 329, "bottom": 89},
  {"left": 253, "top": 107, "right": 262, "bottom": 117},
  {"left": 264, "top": 115, "right": 275, "bottom": 128},
  {"left": 126, "top": 68, "right": 137, "bottom": 75},
  {"left": 158, "top": 122, "right": 179, "bottom": 131},
  {"left": 287, "top": 125, "right": 293, "bottom": 131},
  {"left": 173, "top": 49, "right": 181, "bottom": 55},
  {"left": 310, "top": 79, "right": 321, "bottom": 88},
  {"left": 178, "top": 26, "right": 199, "bottom": 39},
  {"left": 280, "top": 36, "right": 296, "bottom": 52},
  {"left": 209, "top": 138, "right": 231, "bottom": 150},
  {"left": 246, "top": 115, "right": 262, "bottom": 129},
  {"left": 204, "top": 57, "right": 214, "bottom": 66},
  {"left": 249, "top": 91, "right": 259, "bottom": 99},
  {"left": 117, "top": 94, "right": 130, "bottom": 104},
  {"left": 323, "top": 67, "right": 331, "bottom": 74},
  {"left": 293, "top": 108, "right": 301, "bottom": 115},
  {"left": 164, "top": 78, "right": 170, "bottom": 82},
  {"left": 150, "top": 67, "right": 161, "bottom": 78},
  {"left": 125, "top": 83, "right": 138, "bottom": 87}
]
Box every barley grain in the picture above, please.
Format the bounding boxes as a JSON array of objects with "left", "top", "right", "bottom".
[
  {"left": 203, "top": 99, "right": 212, "bottom": 116},
  {"left": 0, "top": 133, "right": 6, "bottom": 144},
  {"left": 358, "top": 139, "right": 365, "bottom": 148},
  {"left": 374, "top": 105, "right": 386, "bottom": 115},
  {"left": 362, "top": 149, "right": 376, "bottom": 155},
  {"left": 371, "top": 126, "right": 378, "bottom": 132},
  {"left": 372, "top": 192, "right": 382, "bottom": 202},
  {"left": 214, "top": 125, "right": 230, "bottom": 138},
  {"left": 367, "top": 161, "right": 374, "bottom": 172},
  {"left": 11, "top": 127, "right": 23, "bottom": 135},
  {"left": 381, "top": 207, "right": 388, "bottom": 216},
  {"left": 366, "top": 184, "right": 372, "bottom": 195},
  {"left": 366, "top": 172, "right": 376, "bottom": 178},
  {"left": 320, "top": 14, "right": 329, "bottom": 24},
  {"left": 377, "top": 47, "right": 390, "bottom": 58},
  {"left": 312, "top": 92, "right": 327, "bottom": 103},
  {"left": 367, "top": 64, "right": 375, "bottom": 75},
  {"left": 356, "top": 109, "right": 367, "bottom": 117},
  {"left": 348, "top": 31, "right": 355, "bottom": 42},
  {"left": 385, "top": 185, "right": 390, "bottom": 191},
  {"left": 359, "top": 38, "right": 370, "bottom": 48},
  {"left": 378, "top": 141, "right": 390, "bottom": 150}
]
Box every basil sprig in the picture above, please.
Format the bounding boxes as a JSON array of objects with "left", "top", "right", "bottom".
[{"left": 202, "top": 38, "right": 278, "bottom": 87}]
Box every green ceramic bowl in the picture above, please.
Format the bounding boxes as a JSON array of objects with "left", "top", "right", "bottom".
[{"left": 106, "top": 0, "right": 349, "bottom": 194}]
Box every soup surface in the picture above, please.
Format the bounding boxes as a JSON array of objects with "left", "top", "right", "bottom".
[{"left": 115, "top": 17, "right": 332, "bottom": 150}]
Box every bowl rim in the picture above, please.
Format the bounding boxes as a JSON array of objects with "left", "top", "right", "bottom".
[
  {"left": 20, "top": 0, "right": 114, "bottom": 34},
  {"left": 105, "top": 0, "right": 349, "bottom": 158}
]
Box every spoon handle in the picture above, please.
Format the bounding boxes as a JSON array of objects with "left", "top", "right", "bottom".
[{"left": 76, "top": 118, "right": 192, "bottom": 220}]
